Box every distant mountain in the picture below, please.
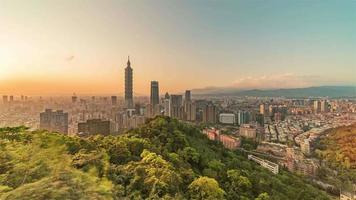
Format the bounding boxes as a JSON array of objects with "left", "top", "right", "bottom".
[{"left": 192, "top": 86, "right": 356, "bottom": 98}]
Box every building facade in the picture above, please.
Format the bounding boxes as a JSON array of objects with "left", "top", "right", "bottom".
[
  {"left": 40, "top": 109, "right": 69, "bottom": 134},
  {"left": 125, "top": 57, "right": 133, "bottom": 108},
  {"left": 78, "top": 119, "right": 114, "bottom": 136}
]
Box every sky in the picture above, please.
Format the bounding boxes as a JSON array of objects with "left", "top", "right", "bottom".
[{"left": 0, "top": 0, "right": 355, "bottom": 95}]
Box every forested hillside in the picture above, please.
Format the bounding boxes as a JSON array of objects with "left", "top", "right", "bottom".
[
  {"left": 0, "top": 117, "right": 330, "bottom": 200},
  {"left": 314, "top": 124, "right": 356, "bottom": 192}
]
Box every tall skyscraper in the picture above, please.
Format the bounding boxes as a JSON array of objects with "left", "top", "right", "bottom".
[
  {"left": 184, "top": 90, "right": 195, "bottom": 121},
  {"left": 40, "top": 109, "right": 69, "bottom": 134},
  {"left": 185, "top": 90, "right": 191, "bottom": 102},
  {"left": 150, "top": 81, "right": 159, "bottom": 106},
  {"left": 125, "top": 56, "right": 133, "bottom": 108}
]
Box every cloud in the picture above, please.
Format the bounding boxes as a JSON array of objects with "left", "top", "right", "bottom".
[{"left": 231, "top": 73, "right": 323, "bottom": 89}]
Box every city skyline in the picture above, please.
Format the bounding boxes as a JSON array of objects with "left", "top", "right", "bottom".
[{"left": 1, "top": 0, "right": 356, "bottom": 95}]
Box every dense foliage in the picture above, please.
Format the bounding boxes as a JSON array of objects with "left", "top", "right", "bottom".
[
  {"left": 315, "top": 124, "right": 356, "bottom": 169},
  {"left": 0, "top": 117, "right": 330, "bottom": 199},
  {"left": 314, "top": 124, "right": 356, "bottom": 192}
]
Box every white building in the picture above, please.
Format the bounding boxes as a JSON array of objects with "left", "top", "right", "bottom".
[{"left": 219, "top": 113, "right": 236, "bottom": 124}]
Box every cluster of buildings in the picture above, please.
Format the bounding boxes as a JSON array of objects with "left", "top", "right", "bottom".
[
  {"left": 1, "top": 58, "right": 356, "bottom": 197},
  {"left": 203, "top": 128, "right": 240, "bottom": 150}
]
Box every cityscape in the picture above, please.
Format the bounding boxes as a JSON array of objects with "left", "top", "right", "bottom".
[{"left": 0, "top": 1, "right": 355, "bottom": 200}]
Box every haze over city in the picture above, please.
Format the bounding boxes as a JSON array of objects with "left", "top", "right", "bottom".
[{"left": 1, "top": 0, "right": 355, "bottom": 95}]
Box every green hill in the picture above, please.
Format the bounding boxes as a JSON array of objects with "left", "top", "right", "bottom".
[{"left": 0, "top": 117, "right": 330, "bottom": 200}]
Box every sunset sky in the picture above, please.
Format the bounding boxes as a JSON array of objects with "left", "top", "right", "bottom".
[{"left": 0, "top": 0, "right": 355, "bottom": 95}]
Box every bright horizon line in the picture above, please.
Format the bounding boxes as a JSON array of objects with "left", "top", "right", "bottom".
[{"left": 0, "top": 85, "right": 354, "bottom": 97}]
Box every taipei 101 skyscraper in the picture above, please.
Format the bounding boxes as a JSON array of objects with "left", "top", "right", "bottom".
[{"left": 125, "top": 56, "right": 133, "bottom": 108}]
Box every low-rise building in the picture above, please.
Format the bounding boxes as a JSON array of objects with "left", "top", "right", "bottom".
[
  {"left": 203, "top": 128, "right": 240, "bottom": 150},
  {"left": 239, "top": 124, "right": 257, "bottom": 139}
]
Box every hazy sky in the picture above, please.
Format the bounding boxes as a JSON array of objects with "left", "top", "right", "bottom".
[{"left": 0, "top": 0, "right": 355, "bottom": 95}]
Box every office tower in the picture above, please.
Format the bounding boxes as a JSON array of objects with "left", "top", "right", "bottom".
[
  {"left": 111, "top": 96, "right": 118, "bottom": 105},
  {"left": 78, "top": 119, "right": 113, "bottom": 136},
  {"left": 185, "top": 101, "right": 197, "bottom": 121},
  {"left": 2, "top": 95, "right": 8, "bottom": 104},
  {"left": 21, "top": 95, "right": 24, "bottom": 101},
  {"left": 202, "top": 103, "right": 217, "bottom": 124},
  {"left": 9, "top": 96, "right": 14, "bottom": 102},
  {"left": 185, "top": 90, "right": 191, "bottom": 102},
  {"left": 164, "top": 92, "right": 170, "bottom": 100},
  {"left": 72, "top": 93, "right": 78, "bottom": 103},
  {"left": 238, "top": 110, "right": 250, "bottom": 125},
  {"left": 313, "top": 100, "right": 321, "bottom": 113},
  {"left": 170, "top": 95, "right": 183, "bottom": 119},
  {"left": 125, "top": 56, "right": 133, "bottom": 108},
  {"left": 40, "top": 109, "right": 69, "bottom": 134},
  {"left": 150, "top": 81, "right": 159, "bottom": 106}
]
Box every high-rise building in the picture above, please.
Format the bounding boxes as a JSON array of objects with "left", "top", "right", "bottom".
[
  {"left": 9, "top": 96, "right": 14, "bottom": 102},
  {"left": 2, "top": 95, "right": 8, "bottom": 104},
  {"left": 238, "top": 110, "right": 250, "bottom": 125},
  {"left": 320, "top": 100, "right": 329, "bottom": 113},
  {"left": 185, "top": 101, "right": 197, "bottom": 121},
  {"left": 170, "top": 95, "right": 183, "bottom": 119},
  {"left": 40, "top": 109, "right": 69, "bottom": 134},
  {"left": 259, "top": 104, "right": 268, "bottom": 116},
  {"left": 313, "top": 100, "right": 321, "bottom": 113},
  {"left": 150, "top": 81, "right": 159, "bottom": 106},
  {"left": 203, "top": 103, "right": 217, "bottom": 124},
  {"left": 111, "top": 96, "right": 118, "bottom": 105},
  {"left": 78, "top": 119, "right": 114, "bottom": 136},
  {"left": 255, "top": 113, "right": 264, "bottom": 126},
  {"left": 185, "top": 90, "right": 191, "bottom": 102},
  {"left": 125, "top": 56, "right": 134, "bottom": 108}
]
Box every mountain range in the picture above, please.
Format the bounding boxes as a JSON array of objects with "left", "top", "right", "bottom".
[{"left": 192, "top": 86, "right": 356, "bottom": 98}]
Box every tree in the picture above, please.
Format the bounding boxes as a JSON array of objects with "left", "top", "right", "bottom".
[
  {"left": 188, "top": 176, "right": 225, "bottom": 200},
  {"left": 224, "top": 170, "right": 252, "bottom": 200},
  {"left": 255, "top": 192, "right": 270, "bottom": 200}
]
